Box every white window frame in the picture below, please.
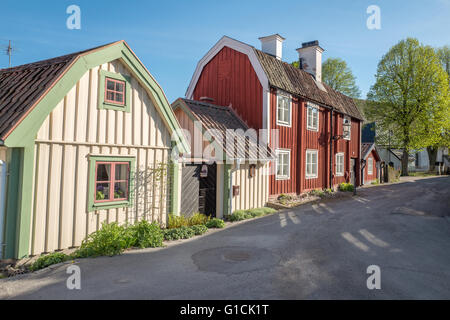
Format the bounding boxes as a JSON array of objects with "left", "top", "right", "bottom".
[
  {"left": 307, "top": 102, "right": 319, "bottom": 131},
  {"left": 343, "top": 116, "right": 351, "bottom": 140},
  {"left": 276, "top": 92, "right": 292, "bottom": 127},
  {"left": 305, "top": 149, "right": 319, "bottom": 179},
  {"left": 275, "top": 149, "right": 291, "bottom": 180},
  {"left": 335, "top": 153, "right": 345, "bottom": 176},
  {"left": 367, "top": 157, "right": 373, "bottom": 175}
]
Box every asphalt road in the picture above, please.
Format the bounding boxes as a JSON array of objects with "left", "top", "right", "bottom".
[{"left": 1, "top": 176, "right": 449, "bottom": 299}]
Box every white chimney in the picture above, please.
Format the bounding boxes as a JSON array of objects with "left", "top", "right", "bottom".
[
  {"left": 296, "top": 40, "right": 324, "bottom": 82},
  {"left": 259, "top": 34, "right": 285, "bottom": 60}
]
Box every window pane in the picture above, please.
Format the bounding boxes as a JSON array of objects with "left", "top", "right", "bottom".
[
  {"left": 107, "top": 80, "right": 115, "bottom": 90},
  {"left": 97, "top": 164, "right": 111, "bottom": 181},
  {"left": 115, "top": 164, "right": 129, "bottom": 180},
  {"left": 115, "top": 82, "right": 124, "bottom": 92},
  {"left": 115, "top": 93, "right": 124, "bottom": 103},
  {"left": 114, "top": 182, "right": 128, "bottom": 199},
  {"left": 106, "top": 91, "right": 115, "bottom": 101},
  {"left": 278, "top": 107, "right": 283, "bottom": 122},
  {"left": 284, "top": 108, "right": 290, "bottom": 123},
  {"left": 96, "top": 183, "right": 110, "bottom": 200}
]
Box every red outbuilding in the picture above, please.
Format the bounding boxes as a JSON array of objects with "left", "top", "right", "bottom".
[
  {"left": 186, "top": 35, "right": 365, "bottom": 197},
  {"left": 361, "top": 142, "right": 382, "bottom": 185}
]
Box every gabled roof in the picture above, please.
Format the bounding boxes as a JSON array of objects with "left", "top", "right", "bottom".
[
  {"left": 0, "top": 41, "right": 189, "bottom": 152},
  {"left": 0, "top": 42, "right": 117, "bottom": 142},
  {"left": 253, "top": 49, "right": 364, "bottom": 120},
  {"left": 362, "top": 142, "right": 381, "bottom": 161},
  {"left": 173, "top": 98, "right": 276, "bottom": 161}
]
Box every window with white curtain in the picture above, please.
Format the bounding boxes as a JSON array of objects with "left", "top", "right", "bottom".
[
  {"left": 307, "top": 103, "right": 319, "bottom": 131},
  {"left": 336, "top": 153, "right": 344, "bottom": 176},
  {"left": 276, "top": 149, "right": 291, "bottom": 180},
  {"left": 368, "top": 157, "right": 373, "bottom": 174},
  {"left": 306, "top": 150, "right": 318, "bottom": 178},
  {"left": 277, "top": 93, "right": 291, "bottom": 126}
]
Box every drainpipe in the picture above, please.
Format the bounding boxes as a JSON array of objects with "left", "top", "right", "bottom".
[
  {"left": 228, "top": 159, "right": 242, "bottom": 215},
  {"left": 0, "top": 160, "right": 7, "bottom": 259},
  {"left": 329, "top": 108, "right": 334, "bottom": 189}
]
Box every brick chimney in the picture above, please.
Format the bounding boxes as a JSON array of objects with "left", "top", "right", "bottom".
[{"left": 296, "top": 40, "right": 324, "bottom": 82}]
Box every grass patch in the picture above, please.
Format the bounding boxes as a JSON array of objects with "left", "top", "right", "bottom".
[{"left": 227, "top": 207, "right": 278, "bottom": 221}]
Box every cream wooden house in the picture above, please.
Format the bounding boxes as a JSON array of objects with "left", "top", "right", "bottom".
[{"left": 0, "top": 41, "right": 187, "bottom": 259}]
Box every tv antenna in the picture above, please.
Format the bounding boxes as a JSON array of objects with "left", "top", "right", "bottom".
[{"left": 2, "top": 40, "right": 19, "bottom": 68}]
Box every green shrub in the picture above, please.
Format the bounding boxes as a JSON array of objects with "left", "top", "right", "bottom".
[
  {"left": 163, "top": 226, "right": 195, "bottom": 241},
  {"left": 261, "top": 207, "right": 277, "bottom": 215},
  {"left": 191, "top": 224, "right": 208, "bottom": 235},
  {"left": 75, "top": 222, "right": 133, "bottom": 257},
  {"left": 168, "top": 214, "right": 189, "bottom": 229},
  {"left": 29, "top": 252, "right": 70, "bottom": 271},
  {"left": 371, "top": 179, "right": 380, "bottom": 185},
  {"left": 247, "top": 208, "right": 266, "bottom": 217},
  {"left": 228, "top": 210, "right": 252, "bottom": 222},
  {"left": 188, "top": 213, "right": 210, "bottom": 226},
  {"left": 339, "top": 183, "right": 355, "bottom": 192},
  {"left": 128, "top": 220, "right": 164, "bottom": 248},
  {"left": 206, "top": 218, "right": 225, "bottom": 228},
  {"left": 310, "top": 189, "right": 325, "bottom": 197}
]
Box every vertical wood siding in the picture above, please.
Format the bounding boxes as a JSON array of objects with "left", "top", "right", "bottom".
[
  {"left": 30, "top": 60, "right": 172, "bottom": 256},
  {"left": 269, "top": 88, "right": 299, "bottom": 195},
  {"left": 232, "top": 162, "right": 269, "bottom": 211},
  {"left": 193, "top": 46, "right": 263, "bottom": 130}
]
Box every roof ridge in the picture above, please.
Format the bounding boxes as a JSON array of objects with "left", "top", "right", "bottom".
[{"left": 0, "top": 41, "right": 121, "bottom": 73}]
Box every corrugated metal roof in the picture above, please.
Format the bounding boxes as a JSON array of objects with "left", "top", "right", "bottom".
[
  {"left": 253, "top": 48, "right": 364, "bottom": 120},
  {"left": 180, "top": 99, "right": 276, "bottom": 161},
  {"left": 0, "top": 42, "right": 119, "bottom": 141}
]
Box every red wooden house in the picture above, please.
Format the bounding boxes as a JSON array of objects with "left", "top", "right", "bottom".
[
  {"left": 186, "top": 35, "right": 364, "bottom": 197},
  {"left": 361, "top": 142, "right": 382, "bottom": 184}
]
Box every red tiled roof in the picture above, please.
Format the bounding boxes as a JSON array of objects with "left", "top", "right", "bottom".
[{"left": 0, "top": 41, "right": 120, "bottom": 141}]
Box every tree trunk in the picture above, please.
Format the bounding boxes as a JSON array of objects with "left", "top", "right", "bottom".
[
  {"left": 401, "top": 149, "right": 409, "bottom": 176},
  {"left": 426, "top": 146, "right": 438, "bottom": 173}
]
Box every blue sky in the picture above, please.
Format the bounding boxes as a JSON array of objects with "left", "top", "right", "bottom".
[{"left": 1, "top": 0, "right": 449, "bottom": 101}]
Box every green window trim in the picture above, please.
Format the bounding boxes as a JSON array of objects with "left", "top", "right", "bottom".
[
  {"left": 88, "top": 155, "right": 136, "bottom": 212},
  {"left": 98, "top": 70, "right": 131, "bottom": 112}
]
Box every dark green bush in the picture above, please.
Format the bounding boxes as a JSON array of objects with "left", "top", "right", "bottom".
[
  {"left": 191, "top": 224, "right": 208, "bottom": 235},
  {"left": 339, "top": 183, "right": 355, "bottom": 192},
  {"left": 29, "top": 252, "right": 70, "bottom": 271},
  {"left": 206, "top": 218, "right": 225, "bottom": 228},
  {"left": 163, "top": 226, "right": 195, "bottom": 241},
  {"left": 128, "top": 220, "right": 164, "bottom": 248}
]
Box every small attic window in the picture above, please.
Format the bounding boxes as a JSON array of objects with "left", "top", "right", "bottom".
[
  {"left": 105, "top": 78, "right": 125, "bottom": 105},
  {"left": 98, "top": 70, "right": 131, "bottom": 112}
]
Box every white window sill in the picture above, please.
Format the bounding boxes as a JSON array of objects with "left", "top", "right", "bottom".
[
  {"left": 276, "top": 121, "right": 292, "bottom": 128},
  {"left": 276, "top": 175, "right": 290, "bottom": 181},
  {"left": 306, "top": 175, "right": 318, "bottom": 179}
]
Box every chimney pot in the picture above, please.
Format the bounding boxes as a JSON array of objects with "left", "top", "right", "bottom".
[{"left": 259, "top": 34, "right": 285, "bottom": 60}]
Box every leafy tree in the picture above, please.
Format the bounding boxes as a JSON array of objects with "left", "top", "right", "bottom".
[
  {"left": 426, "top": 45, "right": 450, "bottom": 172},
  {"left": 367, "top": 38, "right": 449, "bottom": 176},
  {"left": 322, "top": 58, "right": 361, "bottom": 98},
  {"left": 291, "top": 58, "right": 361, "bottom": 98}
]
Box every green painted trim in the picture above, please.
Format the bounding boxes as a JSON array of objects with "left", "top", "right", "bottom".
[
  {"left": 98, "top": 70, "right": 131, "bottom": 112},
  {"left": 3, "top": 145, "right": 34, "bottom": 259},
  {"left": 87, "top": 155, "right": 136, "bottom": 212},
  {"left": 3, "top": 148, "right": 20, "bottom": 259},
  {"left": 4, "top": 41, "right": 189, "bottom": 153},
  {"left": 223, "top": 164, "right": 232, "bottom": 217}
]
